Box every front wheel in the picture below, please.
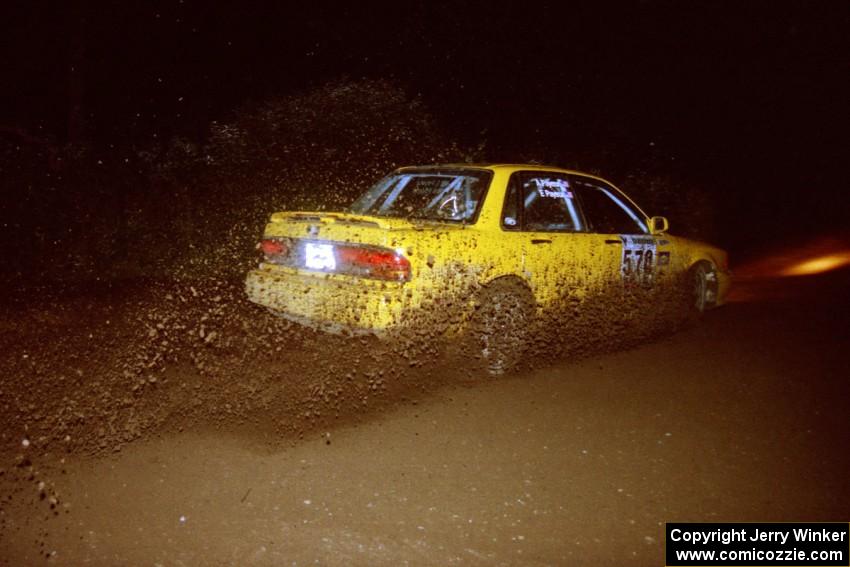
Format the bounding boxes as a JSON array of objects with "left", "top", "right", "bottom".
[
  {"left": 690, "top": 261, "right": 718, "bottom": 316},
  {"left": 469, "top": 280, "right": 535, "bottom": 375}
]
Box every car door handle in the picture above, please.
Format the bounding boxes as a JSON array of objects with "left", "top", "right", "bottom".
[
  {"left": 531, "top": 239, "right": 552, "bottom": 244},
  {"left": 604, "top": 239, "right": 621, "bottom": 244}
]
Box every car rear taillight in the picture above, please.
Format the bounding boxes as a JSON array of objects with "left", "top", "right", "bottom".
[
  {"left": 335, "top": 245, "right": 410, "bottom": 281},
  {"left": 260, "top": 238, "right": 290, "bottom": 263},
  {"left": 334, "top": 245, "right": 411, "bottom": 282},
  {"left": 264, "top": 238, "right": 411, "bottom": 281}
]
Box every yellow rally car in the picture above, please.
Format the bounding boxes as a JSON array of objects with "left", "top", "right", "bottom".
[{"left": 246, "top": 164, "right": 730, "bottom": 372}]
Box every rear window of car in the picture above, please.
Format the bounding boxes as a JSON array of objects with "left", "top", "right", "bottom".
[{"left": 349, "top": 169, "right": 492, "bottom": 223}]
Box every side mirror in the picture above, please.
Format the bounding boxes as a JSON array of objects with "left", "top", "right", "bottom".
[{"left": 648, "top": 216, "right": 669, "bottom": 234}]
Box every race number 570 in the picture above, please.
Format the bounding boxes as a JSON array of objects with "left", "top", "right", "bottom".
[{"left": 622, "top": 242, "right": 661, "bottom": 287}]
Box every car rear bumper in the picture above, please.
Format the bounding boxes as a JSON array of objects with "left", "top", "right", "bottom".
[{"left": 245, "top": 265, "right": 408, "bottom": 334}]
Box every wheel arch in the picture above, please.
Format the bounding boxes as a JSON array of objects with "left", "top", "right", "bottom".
[
  {"left": 480, "top": 273, "right": 533, "bottom": 290},
  {"left": 476, "top": 274, "right": 536, "bottom": 305}
]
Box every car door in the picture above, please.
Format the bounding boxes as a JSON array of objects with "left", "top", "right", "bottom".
[
  {"left": 569, "top": 175, "right": 672, "bottom": 298},
  {"left": 500, "top": 171, "right": 614, "bottom": 310}
]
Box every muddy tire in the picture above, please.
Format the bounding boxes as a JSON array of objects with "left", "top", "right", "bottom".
[
  {"left": 470, "top": 279, "right": 535, "bottom": 375},
  {"left": 689, "top": 261, "right": 718, "bottom": 318}
]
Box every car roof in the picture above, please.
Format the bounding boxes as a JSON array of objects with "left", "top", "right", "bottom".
[
  {"left": 393, "top": 163, "right": 650, "bottom": 221},
  {"left": 395, "top": 163, "right": 609, "bottom": 181}
]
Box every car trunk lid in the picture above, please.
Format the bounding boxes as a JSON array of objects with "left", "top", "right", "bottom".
[{"left": 259, "top": 211, "right": 423, "bottom": 282}]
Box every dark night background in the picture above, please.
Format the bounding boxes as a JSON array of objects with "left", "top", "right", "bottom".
[{"left": 1, "top": 0, "right": 848, "bottom": 282}]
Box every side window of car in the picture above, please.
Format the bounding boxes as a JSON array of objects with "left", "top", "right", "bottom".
[
  {"left": 571, "top": 177, "right": 647, "bottom": 234},
  {"left": 505, "top": 173, "right": 583, "bottom": 232}
]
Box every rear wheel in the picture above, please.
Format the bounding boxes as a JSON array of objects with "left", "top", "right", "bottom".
[{"left": 470, "top": 279, "right": 535, "bottom": 375}]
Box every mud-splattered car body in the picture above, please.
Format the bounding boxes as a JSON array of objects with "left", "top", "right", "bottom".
[{"left": 246, "top": 164, "right": 730, "bottom": 367}]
